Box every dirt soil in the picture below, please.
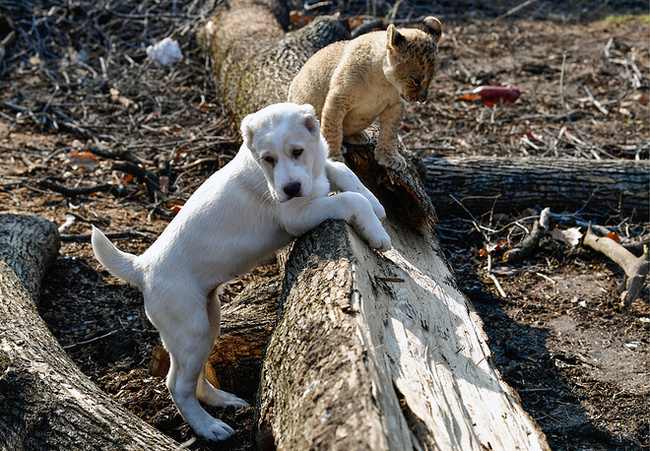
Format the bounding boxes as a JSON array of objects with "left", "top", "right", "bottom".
[{"left": 1, "top": 1, "right": 648, "bottom": 450}]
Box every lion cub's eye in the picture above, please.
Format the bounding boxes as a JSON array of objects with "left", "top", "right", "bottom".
[
  {"left": 410, "top": 77, "right": 421, "bottom": 87},
  {"left": 263, "top": 156, "right": 276, "bottom": 166},
  {"left": 292, "top": 148, "right": 304, "bottom": 159}
]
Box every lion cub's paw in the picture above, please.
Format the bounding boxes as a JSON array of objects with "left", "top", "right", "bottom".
[
  {"left": 376, "top": 151, "right": 408, "bottom": 171},
  {"left": 343, "top": 131, "right": 371, "bottom": 146},
  {"left": 328, "top": 151, "right": 346, "bottom": 163}
]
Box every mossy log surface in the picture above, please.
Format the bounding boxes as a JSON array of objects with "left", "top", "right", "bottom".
[
  {"left": 0, "top": 214, "right": 179, "bottom": 450},
  {"left": 202, "top": 0, "right": 349, "bottom": 123}
]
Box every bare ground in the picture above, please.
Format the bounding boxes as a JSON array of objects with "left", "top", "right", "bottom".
[{"left": 0, "top": 1, "right": 648, "bottom": 450}]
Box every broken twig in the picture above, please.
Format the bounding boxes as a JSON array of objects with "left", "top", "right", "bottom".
[
  {"left": 583, "top": 226, "right": 649, "bottom": 309},
  {"left": 503, "top": 220, "right": 546, "bottom": 262}
]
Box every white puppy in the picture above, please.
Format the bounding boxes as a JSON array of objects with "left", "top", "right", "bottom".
[{"left": 91, "top": 103, "right": 391, "bottom": 441}]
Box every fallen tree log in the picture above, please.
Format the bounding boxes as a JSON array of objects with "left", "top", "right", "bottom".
[
  {"left": 202, "top": 1, "right": 549, "bottom": 449},
  {"left": 0, "top": 214, "right": 179, "bottom": 450},
  {"left": 423, "top": 156, "right": 650, "bottom": 219}
]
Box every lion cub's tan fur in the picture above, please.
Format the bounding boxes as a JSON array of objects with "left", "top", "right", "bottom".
[{"left": 289, "top": 17, "right": 442, "bottom": 170}]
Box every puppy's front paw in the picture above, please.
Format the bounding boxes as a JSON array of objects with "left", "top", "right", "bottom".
[
  {"left": 376, "top": 151, "right": 408, "bottom": 171},
  {"left": 372, "top": 229, "right": 392, "bottom": 252},
  {"left": 361, "top": 223, "right": 391, "bottom": 252},
  {"left": 194, "top": 418, "right": 236, "bottom": 441},
  {"left": 369, "top": 198, "right": 386, "bottom": 220}
]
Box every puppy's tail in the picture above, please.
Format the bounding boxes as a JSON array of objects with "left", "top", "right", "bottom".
[{"left": 91, "top": 226, "right": 142, "bottom": 287}]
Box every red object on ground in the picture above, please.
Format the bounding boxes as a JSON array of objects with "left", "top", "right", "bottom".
[{"left": 458, "top": 86, "right": 521, "bottom": 106}]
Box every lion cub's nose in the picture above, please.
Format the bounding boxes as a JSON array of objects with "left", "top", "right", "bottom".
[{"left": 283, "top": 182, "right": 301, "bottom": 198}]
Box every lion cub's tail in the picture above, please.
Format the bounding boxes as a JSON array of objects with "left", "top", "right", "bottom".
[{"left": 91, "top": 226, "right": 142, "bottom": 288}]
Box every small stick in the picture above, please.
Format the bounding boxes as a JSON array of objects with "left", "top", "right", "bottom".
[
  {"left": 583, "top": 86, "right": 609, "bottom": 115},
  {"left": 62, "top": 330, "right": 119, "bottom": 351},
  {"left": 540, "top": 208, "right": 611, "bottom": 236},
  {"left": 492, "top": 0, "right": 540, "bottom": 22},
  {"left": 59, "top": 230, "right": 157, "bottom": 243},
  {"left": 450, "top": 194, "right": 507, "bottom": 298},
  {"left": 111, "top": 161, "right": 161, "bottom": 201},
  {"left": 560, "top": 54, "right": 603, "bottom": 157},
  {"left": 36, "top": 178, "right": 131, "bottom": 198}
]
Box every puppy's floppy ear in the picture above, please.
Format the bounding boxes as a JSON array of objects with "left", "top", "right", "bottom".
[
  {"left": 240, "top": 113, "right": 255, "bottom": 147},
  {"left": 422, "top": 16, "right": 442, "bottom": 44},
  {"left": 387, "top": 24, "right": 405, "bottom": 50},
  {"left": 300, "top": 104, "right": 320, "bottom": 136}
]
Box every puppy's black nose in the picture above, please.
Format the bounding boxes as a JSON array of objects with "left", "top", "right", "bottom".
[{"left": 283, "top": 183, "right": 301, "bottom": 198}]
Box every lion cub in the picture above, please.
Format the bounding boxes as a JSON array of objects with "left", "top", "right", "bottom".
[{"left": 289, "top": 17, "right": 442, "bottom": 170}]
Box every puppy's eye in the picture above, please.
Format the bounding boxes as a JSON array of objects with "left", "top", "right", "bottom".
[
  {"left": 292, "top": 148, "right": 304, "bottom": 159},
  {"left": 263, "top": 156, "right": 276, "bottom": 166}
]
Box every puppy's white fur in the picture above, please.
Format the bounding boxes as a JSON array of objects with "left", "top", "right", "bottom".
[{"left": 91, "top": 103, "right": 390, "bottom": 441}]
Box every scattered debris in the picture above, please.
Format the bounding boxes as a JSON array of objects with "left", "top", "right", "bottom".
[
  {"left": 146, "top": 37, "right": 183, "bottom": 67},
  {"left": 458, "top": 86, "right": 521, "bottom": 106}
]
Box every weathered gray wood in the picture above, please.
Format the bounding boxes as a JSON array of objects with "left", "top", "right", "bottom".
[
  {"left": 424, "top": 156, "right": 650, "bottom": 219},
  {"left": 0, "top": 214, "right": 179, "bottom": 450},
  {"left": 257, "top": 217, "right": 549, "bottom": 450},
  {"left": 202, "top": 1, "right": 550, "bottom": 449}
]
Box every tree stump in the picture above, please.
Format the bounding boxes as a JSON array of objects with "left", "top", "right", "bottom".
[{"left": 0, "top": 214, "right": 179, "bottom": 450}]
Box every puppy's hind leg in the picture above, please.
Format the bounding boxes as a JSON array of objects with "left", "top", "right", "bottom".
[
  {"left": 196, "top": 288, "right": 250, "bottom": 408},
  {"left": 155, "top": 291, "right": 236, "bottom": 441}
]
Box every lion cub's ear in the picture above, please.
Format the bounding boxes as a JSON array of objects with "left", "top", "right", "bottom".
[
  {"left": 386, "top": 24, "right": 406, "bottom": 51},
  {"left": 422, "top": 16, "right": 442, "bottom": 44}
]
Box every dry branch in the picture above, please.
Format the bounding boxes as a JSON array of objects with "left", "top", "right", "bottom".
[
  {"left": 36, "top": 178, "right": 131, "bottom": 198},
  {"left": 502, "top": 208, "right": 648, "bottom": 307},
  {"left": 503, "top": 220, "right": 546, "bottom": 262},
  {"left": 583, "top": 227, "right": 649, "bottom": 308}
]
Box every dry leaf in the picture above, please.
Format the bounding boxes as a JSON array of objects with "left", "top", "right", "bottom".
[
  {"left": 67, "top": 150, "right": 100, "bottom": 170},
  {"left": 289, "top": 10, "right": 311, "bottom": 27},
  {"left": 167, "top": 199, "right": 184, "bottom": 214},
  {"left": 550, "top": 226, "right": 582, "bottom": 247}
]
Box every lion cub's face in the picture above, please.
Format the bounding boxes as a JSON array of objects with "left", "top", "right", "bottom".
[{"left": 384, "top": 17, "right": 442, "bottom": 103}]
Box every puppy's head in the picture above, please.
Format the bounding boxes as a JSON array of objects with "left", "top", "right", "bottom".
[{"left": 241, "top": 103, "right": 327, "bottom": 203}]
